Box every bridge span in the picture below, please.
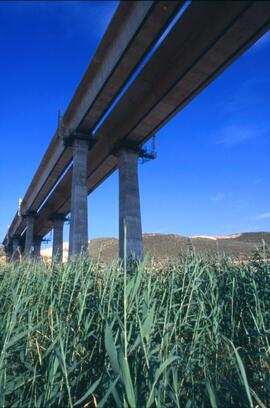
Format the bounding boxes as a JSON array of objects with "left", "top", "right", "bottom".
[{"left": 4, "top": 1, "right": 270, "bottom": 261}]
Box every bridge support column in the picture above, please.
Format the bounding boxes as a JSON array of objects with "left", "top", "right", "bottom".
[
  {"left": 118, "top": 149, "right": 144, "bottom": 260},
  {"left": 69, "top": 138, "right": 89, "bottom": 256},
  {"left": 11, "top": 235, "right": 20, "bottom": 260},
  {"left": 33, "top": 236, "right": 42, "bottom": 259},
  {"left": 51, "top": 215, "right": 66, "bottom": 262},
  {"left": 4, "top": 244, "right": 12, "bottom": 261},
  {"left": 24, "top": 211, "right": 37, "bottom": 260}
]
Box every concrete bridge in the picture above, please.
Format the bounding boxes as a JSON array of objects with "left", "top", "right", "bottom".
[{"left": 3, "top": 1, "right": 270, "bottom": 261}]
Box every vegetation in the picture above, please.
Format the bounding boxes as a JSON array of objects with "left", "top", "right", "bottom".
[
  {"left": 0, "top": 246, "right": 269, "bottom": 407},
  {"left": 88, "top": 232, "right": 270, "bottom": 262},
  {"left": 0, "top": 245, "right": 5, "bottom": 258}
]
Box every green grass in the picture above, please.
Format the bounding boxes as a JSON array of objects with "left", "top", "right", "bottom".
[{"left": 0, "top": 246, "right": 269, "bottom": 407}]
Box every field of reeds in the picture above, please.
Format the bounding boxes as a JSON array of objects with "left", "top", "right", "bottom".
[{"left": 0, "top": 246, "right": 269, "bottom": 407}]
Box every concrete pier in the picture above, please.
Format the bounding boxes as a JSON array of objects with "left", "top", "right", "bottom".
[
  {"left": 5, "top": 244, "right": 12, "bottom": 261},
  {"left": 118, "top": 148, "right": 144, "bottom": 260},
  {"left": 33, "top": 236, "right": 42, "bottom": 259},
  {"left": 11, "top": 235, "right": 20, "bottom": 260},
  {"left": 52, "top": 215, "right": 65, "bottom": 262},
  {"left": 24, "top": 212, "right": 37, "bottom": 259},
  {"left": 69, "top": 138, "right": 89, "bottom": 256}
]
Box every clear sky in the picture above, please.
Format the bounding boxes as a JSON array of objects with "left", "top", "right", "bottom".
[{"left": 0, "top": 1, "right": 269, "bottom": 246}]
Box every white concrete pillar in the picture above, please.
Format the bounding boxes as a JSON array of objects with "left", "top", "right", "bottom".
[
  {"left": 118, "top": 149, "right": 144, "bottom": 260},
  {"left": 69, "top": 138, "right": 89, "bottom": 256},
  {"left": 24, "top": 212, "right": 37, "bottom": 260},
  {"left": 11, "top": 235, "right": 20, "bottom": 261},
  {"left": 33, "top": 237, "right": 42, "bottom": 259},
  {"left": 52, "top": 215, "right": 65, "bottom": 262}
]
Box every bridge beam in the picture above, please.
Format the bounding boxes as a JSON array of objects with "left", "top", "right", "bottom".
[
  {"left": 118, "top": 148, "right": 143, "bottom": 260},
  {"left": 69, "top": 138, "right": 89, "bottom": 256},
  {"left": 24, "top": 211, "right": 37, "bottom": 260},
  {"left": 51, "top": 215, "right": 66, "bottom": 262}
]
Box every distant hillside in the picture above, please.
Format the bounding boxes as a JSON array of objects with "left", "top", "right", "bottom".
[
  {"left": 89, "top": 232, "right": 270, "bottom": 262},
  {"left": 190, "top": 232, "right": 270, "bottom": 258},
  {"left": 89, "top": 234, "right": 190, "bottom": 262},
  {"left": 3, "top": 232, "right": 269, "bottom": 262}
]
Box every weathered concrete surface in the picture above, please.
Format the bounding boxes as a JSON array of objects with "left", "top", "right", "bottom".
[
  {"left": 52, "top": 216, "right": 65, "bottom": 262},
  {"left": 69, "top": 139, "right": 89, "bottom": 256},
  {"left": 11, "top": 236, "right": 20, "bottom": 260},
  {"left": 33, "top": 237, "right": 42, "bottom": 259},
  {"left": 118, "top": 149, "right": 143, "bottom": 259},
  {"left": 24, "top": 214, "right": 35, "bottom": 259}
]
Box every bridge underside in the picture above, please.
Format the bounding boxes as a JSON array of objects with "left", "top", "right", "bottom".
[{"left": 4, "top": 1, "right": 270, "bottom": 260}]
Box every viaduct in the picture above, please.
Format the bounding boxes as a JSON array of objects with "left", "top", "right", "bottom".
[{"left": 3, "top": 1, "right": 270, "bottom": 262}]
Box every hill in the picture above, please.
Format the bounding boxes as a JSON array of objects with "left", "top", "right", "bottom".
[
  {"left": 3, "top": 232, "right": 269, "bottom": 262},
  {"left": 89, "top": 232, "right": 270, "bottom": 262}
]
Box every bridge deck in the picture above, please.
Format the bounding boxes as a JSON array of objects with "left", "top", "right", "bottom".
[
  {"left": 5, "top": 0, "right": 183, "bottom": 242},
  {"left": 4, "top": 0, "right": 270, "bottom": 243}
]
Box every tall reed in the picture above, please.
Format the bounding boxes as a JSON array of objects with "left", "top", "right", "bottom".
[{"left": 0, "top": 246, "right": 269, "bottom": 407}]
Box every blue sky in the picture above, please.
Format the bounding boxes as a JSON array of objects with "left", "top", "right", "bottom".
[{"left": 0, "top": 1, "right": 269, "bottom": 245}]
